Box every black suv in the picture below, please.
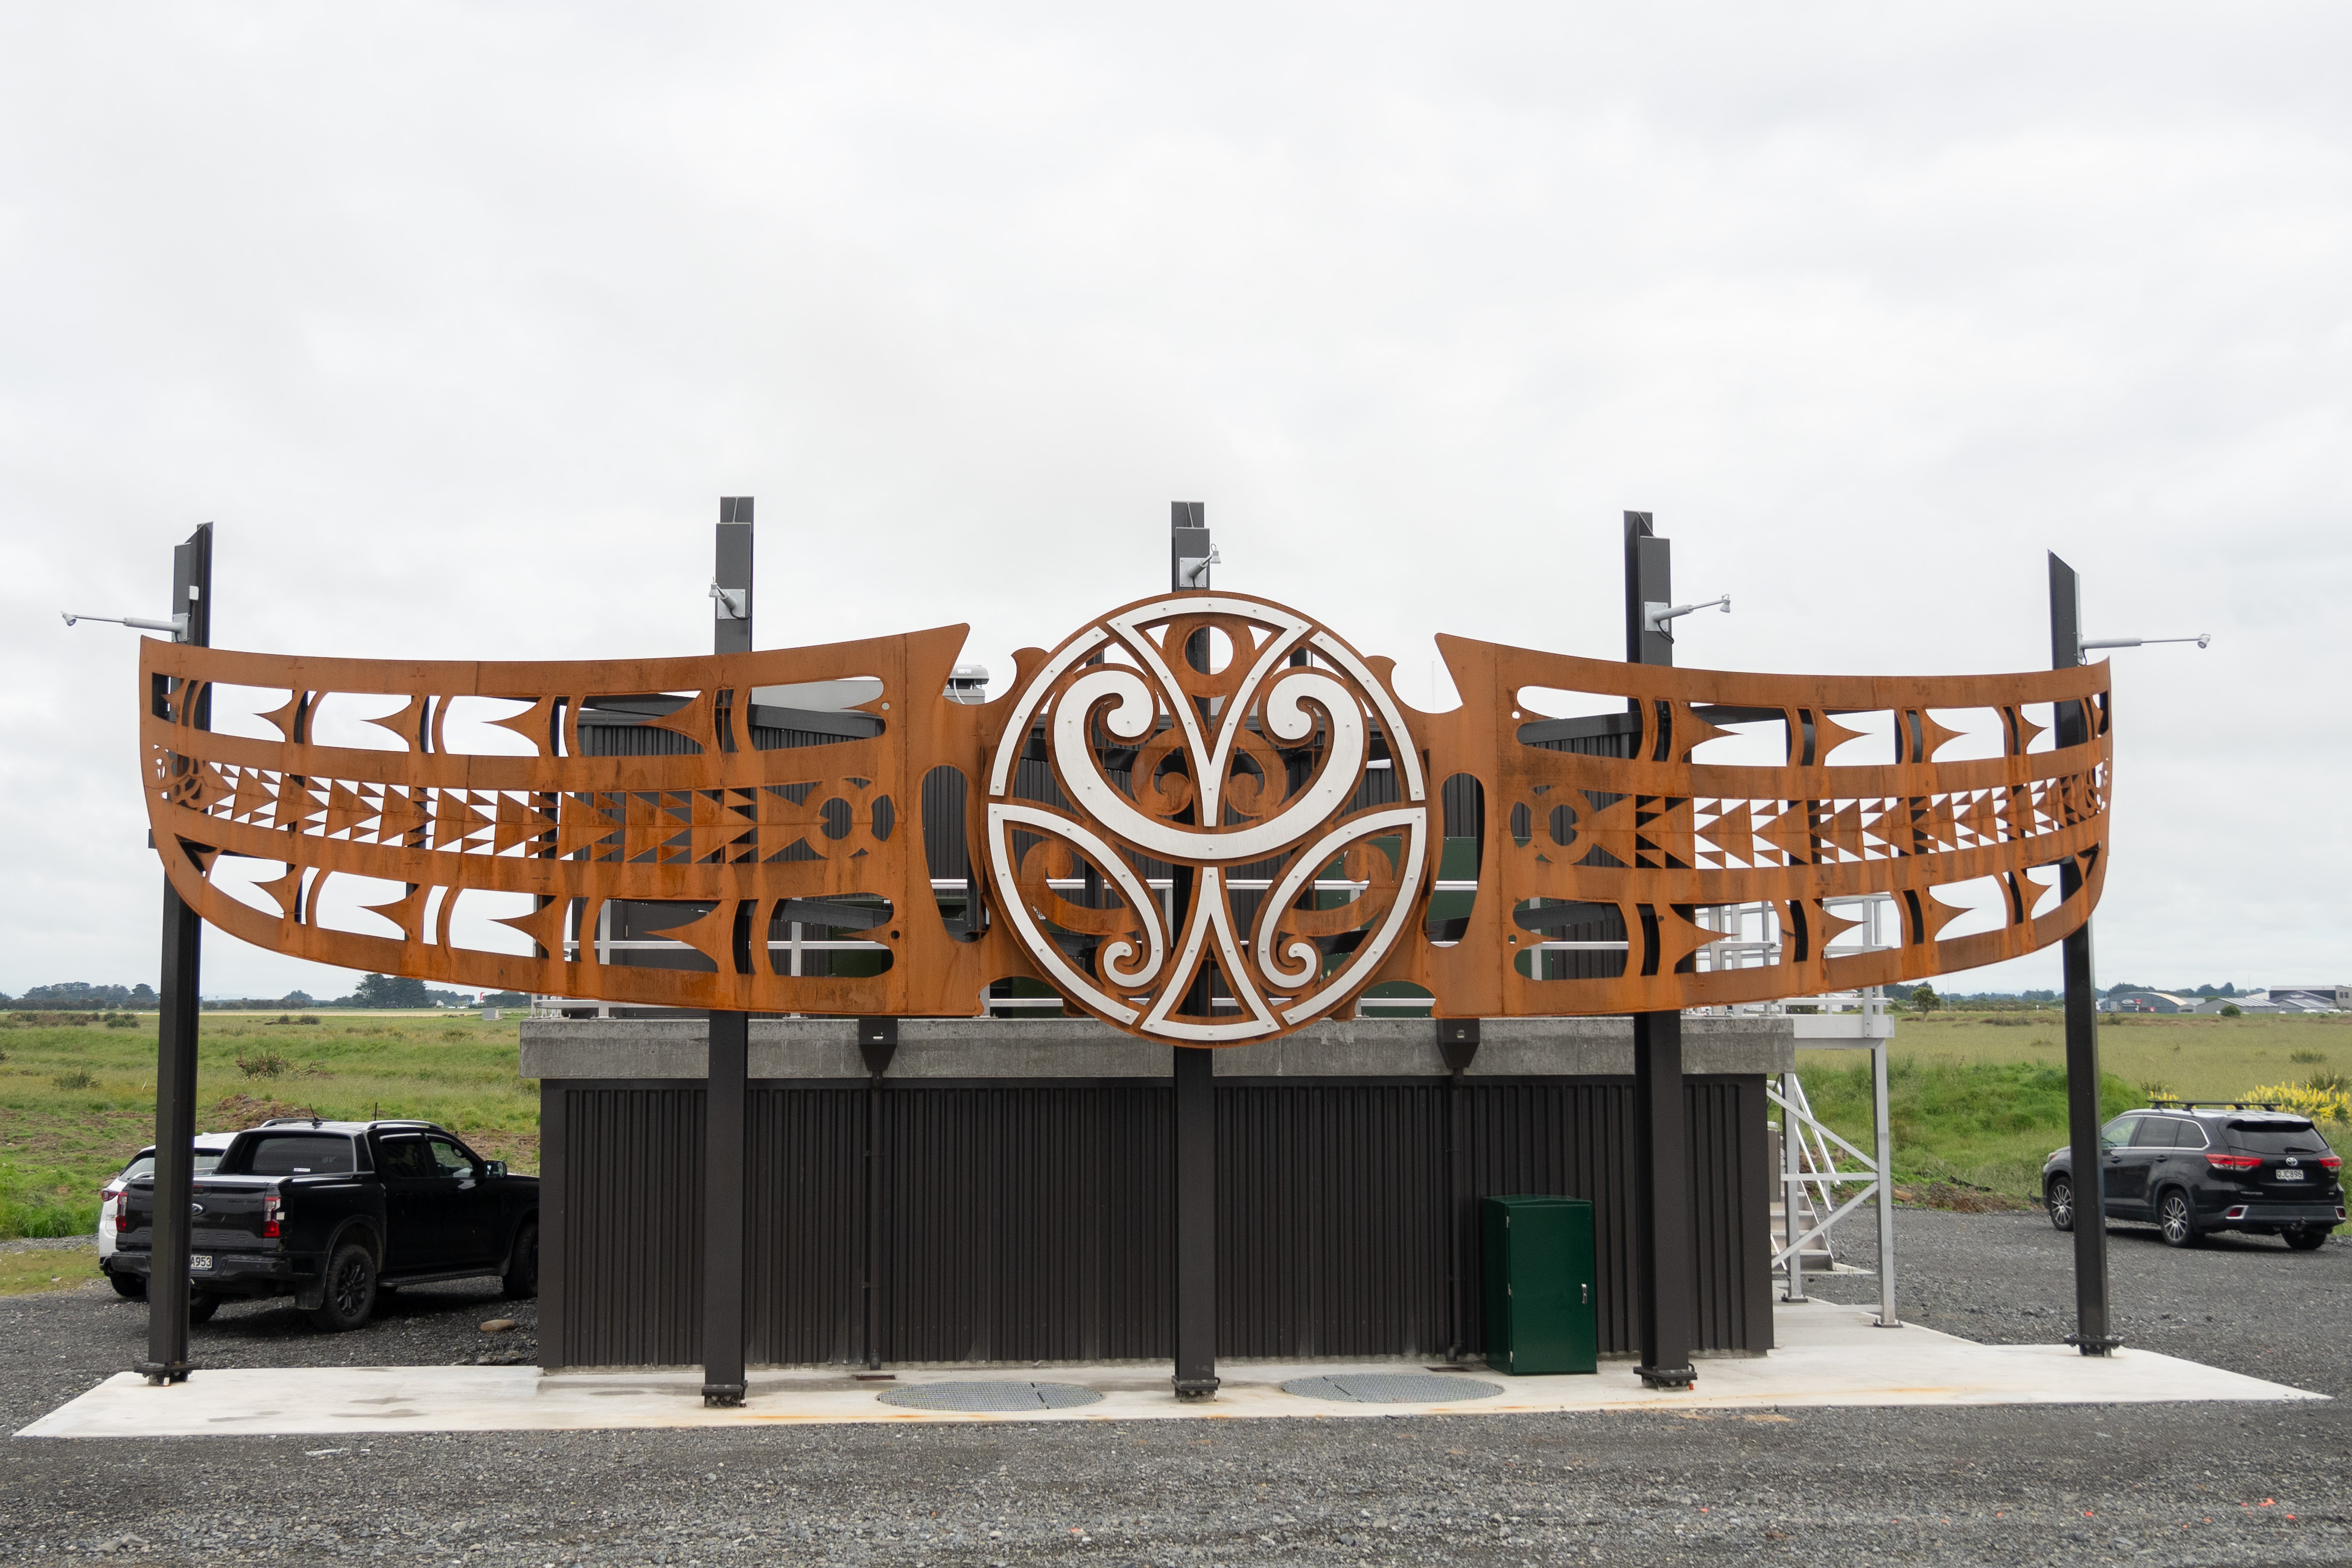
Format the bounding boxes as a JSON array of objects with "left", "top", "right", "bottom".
[{"left": 2044, "top": 1105, "right": 2343, "bottom": 1250}]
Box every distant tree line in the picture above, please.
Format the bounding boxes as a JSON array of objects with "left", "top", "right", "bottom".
[{"left": 2, "top": 975, "right": 518, "bottom": 1011}]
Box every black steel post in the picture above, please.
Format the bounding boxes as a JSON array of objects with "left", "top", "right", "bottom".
[
  {"left": 1438, "top": 1019, "right": 1480, "bottom": 1362},
  {"left": 1624, "top": 510, "right": 1696, "bottom": 1388},
  {"left": 702, "top": 498, "right": 755, "bottom": 1406},
  {"left": 140, "top": 524, "right": 211, "bottom": 1383},
  {"left": 2049, "top": 553, "right": 2118, "bottom": 1355},
  {"left": 1168, "top": 501, "right": 1221, "bottom": 1399},
  {"left": 1171, "top": 1042, "right": 1219, "bottom": 1397},
  {"left": 701, "top": 1009, "right": 748, "bottom": 1404},
  {"left": 1632, "top": 1010, "right": 1697, "bottom": 1384},
  {"left": 857, "top": 1017, "right": 898, "bottom": 1371}
]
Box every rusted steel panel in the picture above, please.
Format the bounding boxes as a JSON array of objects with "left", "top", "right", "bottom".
[{"left": 138, "top": 591, "right": 2109, "bottom": 1040}]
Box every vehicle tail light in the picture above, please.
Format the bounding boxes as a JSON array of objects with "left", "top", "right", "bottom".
[
  {"left": 2206, "top": 1152, "right": 2263, "bottom": 1171},
  {"left": 2321, "top": 1155, "right": 2343, "bottom": 1171},
  {"left": 2224, "top": 1205, "right": 2249, "bottom": 1221},
  {"left": 112, "top": 1193, "right": 129, "bottom": 1233},
  {"left": 261, "top": 1194, "right": 282, "bottom": 1239}
]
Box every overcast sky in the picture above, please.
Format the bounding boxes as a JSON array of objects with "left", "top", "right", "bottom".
[{"left": 3, "top": 4, "right": 2344, "bottom": 1001}]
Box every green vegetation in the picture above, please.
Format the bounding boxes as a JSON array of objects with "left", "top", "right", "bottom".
[
  {"left": 1800, "top": 1011, "right": 2352, "bottom": 1201},
  {"left": 0, "top": 1243, "right": 101, "bottom": 1296},
  {"left": 0, "top": 1012, "right": 536, "bottom": 1240}
]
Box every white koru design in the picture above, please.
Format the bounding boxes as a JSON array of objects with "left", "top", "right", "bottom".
[{"left": 984, "top": 594, "right": 1429, "bottom": 1044}]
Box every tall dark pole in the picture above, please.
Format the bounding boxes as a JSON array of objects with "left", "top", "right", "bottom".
[
  {"left": 1625, "top": 512, "right": 1696, "bottom": 1389},
  {"left": 1168, "top": 501, "right": 1220, "bottom": 1399},
  {"left": 702, "top": 497, "right": 754, "bottom": 1406},
  {"left": 2049, "top": 553, "right": 2118, "bottom": 1355},
  {"left": 140, "top": 525, "right": 212, "bottom": 1383}
]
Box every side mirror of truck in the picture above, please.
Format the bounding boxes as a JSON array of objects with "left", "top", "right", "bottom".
[{"left": 484, "top": 1160, "right": 507, "bottom": 1179}]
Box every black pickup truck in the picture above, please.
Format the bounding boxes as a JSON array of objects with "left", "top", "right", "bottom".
[{"left": 115, "top": 1119, "right": 538, "bottom": 1330}]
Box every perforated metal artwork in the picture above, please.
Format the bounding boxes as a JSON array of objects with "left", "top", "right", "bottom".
[{"left": 138, "top": 590, "right": 2111, "bottom": 1041}]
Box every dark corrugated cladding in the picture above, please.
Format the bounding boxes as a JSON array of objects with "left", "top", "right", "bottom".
[
  {"left": 551, "top": 1084, "right": 706, "bottom": 1369},
  {"left": 877, "top": 1086, "right": 1171, "bottom": 1364},
  {"left": 745, "top": 1086, "right": 865, "bottom": 1365},
  {"left": 543, "top": 1074, "right": 1770, "bottom": 1371}
]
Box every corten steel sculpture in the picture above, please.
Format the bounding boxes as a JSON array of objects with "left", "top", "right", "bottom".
[{"left": 138, "top": 592, "right": 2111, "bottom": 1036}]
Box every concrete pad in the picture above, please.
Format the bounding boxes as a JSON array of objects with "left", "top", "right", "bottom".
[{"left": 16, "top": 1303, "right": 2321, "bottom": 1441}]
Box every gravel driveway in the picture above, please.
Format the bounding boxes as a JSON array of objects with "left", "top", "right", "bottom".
[{"left": 4, "top": 1212, "right": 2345, "bottom": 1566}]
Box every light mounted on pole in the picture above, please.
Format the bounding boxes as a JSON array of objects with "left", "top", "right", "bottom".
[
  {"left": 1642, "top": 594, "right": 1730, "bottom": 639},
  {"left": 2079, "top": 632, "right": 2210, "bottom": 656}
]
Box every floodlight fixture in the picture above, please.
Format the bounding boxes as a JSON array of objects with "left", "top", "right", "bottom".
[
  {"left": 1180, "top": 546, "right": 1222, "bottom": 588},
  {"left": 710, "top": 580, "right": 748, "bottom": 620},
  {"left": 1642, "top": 594, "right": 1731, "bottom": 638},
  {"left": 60, "top": 610, "right": 189, "bottom": 638},
  {"left": 2078, "top": 632, "right": 2210, "bottom": 656}
]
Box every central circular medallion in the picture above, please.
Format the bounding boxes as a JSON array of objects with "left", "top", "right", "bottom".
[{"left": 983, "top": 594, "right": 1429, "bottom": 1043}]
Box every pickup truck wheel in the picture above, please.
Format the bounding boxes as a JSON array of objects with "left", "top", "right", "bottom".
[
  {"left": 310, "top": 1242, "right": 377, "bottom": 1332},
  {"left": 110, "top": 1272, "right": 145, "bottom": 1300},
  {"left": 502, "top": 1220, "right": 539, "bottom": 1300},
  {"left": 188, "top": 1293, "right": 220, "bottom": 1324}
]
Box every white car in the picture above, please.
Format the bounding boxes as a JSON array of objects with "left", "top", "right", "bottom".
[{"left": 98, "top": 1135, "right": 235, "bottom": 1297}]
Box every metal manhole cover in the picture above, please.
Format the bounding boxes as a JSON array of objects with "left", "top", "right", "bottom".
[
  {"left": 877, "top": 1381, "right": 1105, "bottom": 1412},
  {"left": 1280, "top": 1373, "right": 1502, "bottom": 1404}
]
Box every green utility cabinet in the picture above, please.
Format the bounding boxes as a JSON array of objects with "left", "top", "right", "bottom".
[{"left": 1481, "top": 1195, "right": 1599, "bottom": 1375}]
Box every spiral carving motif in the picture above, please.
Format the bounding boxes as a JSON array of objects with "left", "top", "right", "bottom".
[{"left": 984, "top": 595, "right": 1430, "bottom": 1043}]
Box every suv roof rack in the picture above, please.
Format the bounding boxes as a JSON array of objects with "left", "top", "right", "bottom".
[
  {"left": 2144, "top": 1100, "right": 2282, "bottom": 1113},
  {"left": 256, "top": 1116, "right": 328, "bottom": 1128}
]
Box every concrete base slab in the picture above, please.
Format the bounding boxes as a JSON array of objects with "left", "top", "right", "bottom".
[{"left": 16, "top": 1303, "right": 2321, "bottom": 1440}]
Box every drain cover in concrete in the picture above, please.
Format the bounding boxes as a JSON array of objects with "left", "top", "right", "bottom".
[
  {"left": 1280, "top": 1373, "right": 1502, "bottom": 1404},
  {"left": 877, "top": 1381, "right": 1105, "bottom": 1412}
]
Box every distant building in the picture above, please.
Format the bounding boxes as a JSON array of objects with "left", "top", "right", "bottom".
[
  {"left": 2103, "top": 990, "right": 2199, "bottom": 1014},
  {"left": 2266, "top": 985, "right": 2349, "bottom": 1012}
]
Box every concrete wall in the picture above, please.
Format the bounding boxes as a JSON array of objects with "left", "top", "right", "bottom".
[{"left": 520, "top": 1014, "right": 1796, "bottom": 1082}]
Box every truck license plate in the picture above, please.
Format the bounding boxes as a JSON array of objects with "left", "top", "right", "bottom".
[
  {"left": 190, "top": 1254, "right": 213, "bottom": 1270},
  {"left": 2274, "top": 1170, "right": 2306, "bottom": 1182}
]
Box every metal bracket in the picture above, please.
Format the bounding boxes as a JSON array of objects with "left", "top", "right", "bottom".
[
  {"left": 62, "top": 611, "right": 189, "bottom": 636},
  {"left": 2078, "top": 632, "right": 2208, "bottom": 655},
  {"left": 1171, "top": 1376, "right": 1222, "bottom": 1401},
  {"left": 1177, "top": 548, "right": 1220, "bottom": 588},
  {"left": 701, "top": 1382, "right": 748, "bottom": 1407},
  {"left": 1642, "top": 595, "right": 1730, "bottom": 637},
  {"left": 1635, "top": 1362, "right": 1697, "bottom": 1389},
  {"left": 1437, "top": 1018, "right": 1480, "bottom": 1078},
  {"left": 710, "top": 582, "right": 749, "bottom": 620},
  {"left": 857, "top": 1015, "right": 899, "bottom": 1082},
  {"left": 2064, "top": 1332, "right": 2125, "bottom": 1356}
]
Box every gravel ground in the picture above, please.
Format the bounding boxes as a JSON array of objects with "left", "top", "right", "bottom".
[{"left": 2, "top": 1213, "right": 2345, "bottom": 1567}]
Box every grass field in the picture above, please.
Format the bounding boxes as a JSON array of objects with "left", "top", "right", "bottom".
[
  {"left": 1798, "top": 1011, "right": 2352, "bottom": 1199},
  {"left": 0, "top": 1011, "right": 535, "bottom": 1239},
  {"left": 4, "top": 1006, "right": 2344, "bottom": 1236},
  {"left": 0, "top": 1243, "right": 102, "bottom": 1296}
]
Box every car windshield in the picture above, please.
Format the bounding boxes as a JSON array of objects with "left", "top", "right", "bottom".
[
  {"left": 2224, "top": 1120, "right": 2329, "bottom": 1155},
  {"left": 117, "top": 1151, "right": 225, "bottom": 1182},
  {"left": 237, "top": 1132, "right": 357, "bottom": 1175}
]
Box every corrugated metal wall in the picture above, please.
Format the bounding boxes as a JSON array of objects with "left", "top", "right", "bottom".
[{"left": 542, "top": 1074, "right": 1769, "bottom": 1370}]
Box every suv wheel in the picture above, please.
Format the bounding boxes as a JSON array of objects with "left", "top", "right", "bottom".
[
  {"left": 2158, "top": 1189, "right": 2200, "bottom": 1248},
  {"left": 109, "top": 1272, "right": 145, "bottom": 1300},
  {"left": 2045, "top": 1175, "right": 2074, "bottom": 1233},
  {"left": 2283, "top": 1225, "right": 2331, "bottom": 1252},
  {"left": 501, "top": 1219, "right": 539, "bottom": 1301},
  {"left": 310, "top": 1241, "right": 377, "bottom": 1332}
]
